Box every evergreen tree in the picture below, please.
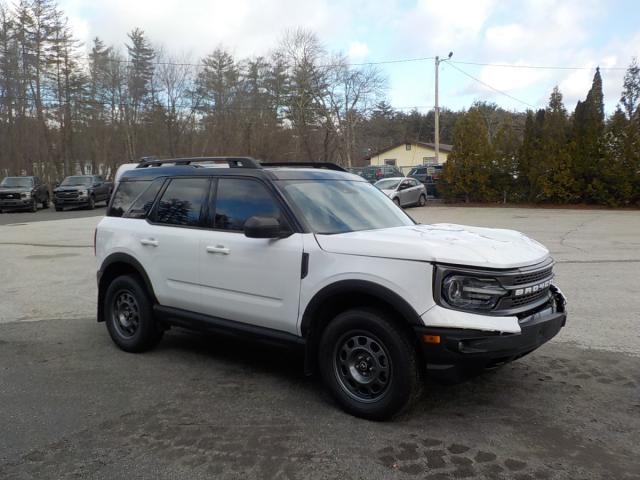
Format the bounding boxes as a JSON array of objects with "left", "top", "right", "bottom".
[
  {"left": 441, "top": 108, "right": 495, "bottom": 202},
  {"left": 572, "top": 67, "right": 605, "bottom": 202},
  {"left": 620, "top": 57, "right": 640, "bottom": 120},
  {"left": 537, "top": 87, "right": 576, "bottom": 202}
]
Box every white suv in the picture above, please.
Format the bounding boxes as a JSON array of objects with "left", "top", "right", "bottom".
[{"left": 96, "top": 157, "right": 567, "bottom": 419}]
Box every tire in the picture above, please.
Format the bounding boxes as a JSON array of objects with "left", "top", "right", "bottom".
[
  {"left": 86, "top": 195, "right": 95, "bottom": 210},
  {"left": 42, "top": 194, "right": 50, "bottom": 208},
  {"left": 393, "top": 197, "right": 401, "bottom": 208},
  {"left": 418, "top": 194, "right": 426, "bottom": 207},
  {"left": 31, "top": 199, "right": 38, "bottom": 212},
  {"left": 318, "top": 308, "right": 422, "bottom": 420},
  {"left": 104, "top": 274, "right": 163, "bottom": 353}
]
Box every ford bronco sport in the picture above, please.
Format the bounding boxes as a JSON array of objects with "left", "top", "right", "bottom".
[{"left": 95, "top": 157, "right": 567, "bottom": 419}]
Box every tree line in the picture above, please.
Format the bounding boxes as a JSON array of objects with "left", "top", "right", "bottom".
[
  {"left": 442, "top": 62, "right": 640, "bottom": 206},
  {"left": 0, "top": 0, "right": 638, "bottom": 207}
]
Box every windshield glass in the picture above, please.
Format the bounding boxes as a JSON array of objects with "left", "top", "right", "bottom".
[
  {"left": 277, "top": 180, "right": 414, "bottom": 234},
  {"left": 0, "top": 177, "right": 32, "bottom": 188},
  {"left": 374, "top": 179, "right": 400, "bottom": 190},
  {"left": 60, "top": 176, "right": 91, "bottom": 186}
]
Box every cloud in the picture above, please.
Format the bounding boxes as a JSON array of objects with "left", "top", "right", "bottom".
[{"left": 348, "top": 41, "right": 369, "bottom": 61}]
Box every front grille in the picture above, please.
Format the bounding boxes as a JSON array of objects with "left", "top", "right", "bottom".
[
  {"left": 513, "top": 267, "right": 553, "bottom": 286},
  {"left": 0, "top": 192, "right": 21, "bottom": 199},
  {"left": 56, "top": 191, "right": 79, "bottom": 198},
  {"left": 511, "top": 289, "right": 550, "bottom": 307}
]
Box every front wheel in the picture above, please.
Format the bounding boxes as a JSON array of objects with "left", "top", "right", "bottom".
[
  {"left": 418, "top": 194, "right": 426, "bottom": 207},
  {"left": 104, "top": 274, "right": 163, "bottom": 352},
  {"left": 86, "top": 195, "right": 95, "bottom": 210},
  {"left": 31, "top": 199, "right": 38, "bottom": 212},
  {"left": 318, "top": 308, "right": 421, "bottom": 420}
]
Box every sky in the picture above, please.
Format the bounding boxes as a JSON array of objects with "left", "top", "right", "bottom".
[{"left": 59, "top": 0, "right": 640, "bottom": 114}]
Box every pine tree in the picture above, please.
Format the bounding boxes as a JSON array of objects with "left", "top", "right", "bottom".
[
  {"left": 537, "top": 87, "right": 576, "bottom": 202},
  {"left": 620, "top": 57, "right": 640, "bottom": 120},
  {"left": 441, "top": 108, "right": 495, "bottom": 202},
  {"left": 571, "top": 68, "right": 605, "bottom": 202}
]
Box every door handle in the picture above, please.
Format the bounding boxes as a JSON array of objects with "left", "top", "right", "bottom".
[
  {"left": 140, "top": 238, "right": 159, "bottom": 247},
  {"left": 206, "top": 245, "right": 230, "bottom": 255}
]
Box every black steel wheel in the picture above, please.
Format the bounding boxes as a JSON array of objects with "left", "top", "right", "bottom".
[
  {"left": 333, "top": 330, "right": 392, "bottom": 403},
  {"left": 319, "top": 308, "right": 422, "bottom": 420},
  {"left": 104, "top": 274, "right": 163, "bottom": 352},
  {"left": 111, "top": 290, "right": 141, "bottom": 338}
]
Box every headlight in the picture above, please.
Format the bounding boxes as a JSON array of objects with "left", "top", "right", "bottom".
[
  {"left": 78, "top": 189, "right": 88, "bottom": 196},
  {"left": 442, "top": 275, "right": 507, "bottom": 311},
  {"left": 21, "top": 192, "right": 31, "bottom": 198}
]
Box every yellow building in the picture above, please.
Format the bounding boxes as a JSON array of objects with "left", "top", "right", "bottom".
[{"left": 367, "top": 141, "right": 452, "bottom": 174}]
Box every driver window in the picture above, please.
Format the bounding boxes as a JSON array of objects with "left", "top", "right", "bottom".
[{"left": 212, "top": 178, "right": 282, "bottom": 232}]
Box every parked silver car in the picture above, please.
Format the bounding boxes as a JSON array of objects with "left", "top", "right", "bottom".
[{"left": 374, "top": 177, "right": 427, "bottom": 207}]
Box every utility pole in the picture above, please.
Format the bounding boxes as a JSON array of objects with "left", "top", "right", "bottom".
[{"left": 434, "top": 52, "right": 453, "bottom": 165}]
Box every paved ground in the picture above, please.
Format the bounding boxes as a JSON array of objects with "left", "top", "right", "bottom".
[
  {"left": 1, "top": 206, "right": 639, "bottom": 479},
  {"left": 0, "top": 204, "right": 106, "bottom": 226}
]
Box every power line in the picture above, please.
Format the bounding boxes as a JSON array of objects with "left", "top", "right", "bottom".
[
  {"left": 451, "top": 60, "right": 627, "bottom": 71},
  {"left": 446, "top": 62, "right": 536, "bottom": 108}
]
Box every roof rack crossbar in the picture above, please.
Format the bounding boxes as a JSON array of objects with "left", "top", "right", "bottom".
[
  {"left": 136, "top": 156, "right": 261, "bottom": 169},
  {"left": 260, "top": 162, "right": 347, "bottom": 172}
]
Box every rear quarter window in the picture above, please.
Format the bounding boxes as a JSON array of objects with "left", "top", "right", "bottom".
[{"left": 108, "top": 180, "right": 158, "bottom": 218}]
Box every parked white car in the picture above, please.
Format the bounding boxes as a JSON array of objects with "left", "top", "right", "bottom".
[
  {"left": 95, "top": 158, "right": 567, "bottom": 419},
  {"left": 374, "top": 177, "right": 427, "bottom": 207}
]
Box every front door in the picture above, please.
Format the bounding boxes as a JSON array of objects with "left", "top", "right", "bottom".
[{"left": 197, "top": 177, "right": 303, "bottom": 334}]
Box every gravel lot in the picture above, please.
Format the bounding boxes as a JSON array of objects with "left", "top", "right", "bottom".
[{"left": 1, "top": 205, "right": 639, "bottom": 479}]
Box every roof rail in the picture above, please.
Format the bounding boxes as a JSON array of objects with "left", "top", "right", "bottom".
[
  {"left": 260, "top": 162, "right": 347, "bottom": 172},
  {"left": 136, "top": 156, "right": 261, "bottom": 169}
]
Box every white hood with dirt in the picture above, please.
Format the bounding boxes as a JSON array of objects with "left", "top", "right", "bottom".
[{"left": 314, "top": 223, "right": 550, "bottom": 269}]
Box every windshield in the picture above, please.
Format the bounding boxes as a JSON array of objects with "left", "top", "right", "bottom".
[
  {"left": 0, "top": 177, "right": 32, "bottom": 188},
  {"left": 374, "top": 179, "right": 400, "bottom": 190},
  {"left": 277, "top": 180, "right": 414, "bottom": 234},
  {"left": 60, "top": 176, "right": 91, "bottom": 186}
]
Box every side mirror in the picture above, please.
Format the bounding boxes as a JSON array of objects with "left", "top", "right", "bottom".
[{"left": 244, "top": 216, "right": 289, "bottom": 239}]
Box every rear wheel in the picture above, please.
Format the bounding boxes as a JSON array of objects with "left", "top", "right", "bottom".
[
  {"left": 104, "top": 274, "right": 163, "bottom": 352},
  {"left": 42, "top": 194, "right": 50, "bottom": 208},
  {"left": 318, "top": 308, "right": 421, "bottom": 420},
  {"left": 418, "top": 194, "right": 426, "bottom": 207}
]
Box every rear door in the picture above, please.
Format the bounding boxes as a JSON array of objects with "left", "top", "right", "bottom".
[
  {"left": 197, "top": 177, "right": 303, "bottom": 334},
  {"left": 137, "top": 177, "right": 210, "bottom": 312}
]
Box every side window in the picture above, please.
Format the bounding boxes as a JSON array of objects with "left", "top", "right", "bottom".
[
  {"left": 124, "top": 178, "right": 165, "bottom": 219},
  {"left": 108, "top": 181, "right": 151, "bottom": 217},
  {"left": 213, "top": 178, "right": 281, "bottom": 232},
  {"left": 155, "top": 178, "right": 209, "bottom": 227}
]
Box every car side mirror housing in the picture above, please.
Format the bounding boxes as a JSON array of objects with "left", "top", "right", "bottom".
[{"left": 244, "top": 216, "right": 290, "bottom": 239}]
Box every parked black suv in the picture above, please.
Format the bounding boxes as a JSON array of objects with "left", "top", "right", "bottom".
[
  {"left": 0, "top": 176, "right": 50, "bottom": 212},
  {"left": 54, "top": 175, "right": 113, "bottom": 211}
]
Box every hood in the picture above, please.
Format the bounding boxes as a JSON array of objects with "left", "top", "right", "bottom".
[
  {"left": 0, "top": 186, "right": 30, "bottom": 193},
  {"left": 315, "top": 223, "right": 550, "bottom": 269},
  {"left": 55, "top": 186, "right": 83, "bottom": 192}
]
